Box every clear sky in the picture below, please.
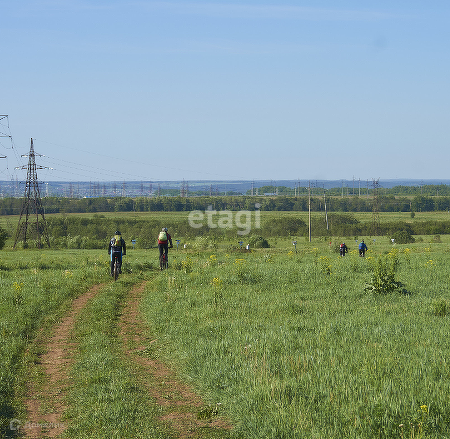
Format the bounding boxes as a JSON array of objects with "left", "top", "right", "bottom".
[{"left": 2, "top": 1, "right": 450, "bottom": 183}]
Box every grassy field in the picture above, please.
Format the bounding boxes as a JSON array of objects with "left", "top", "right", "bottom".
[
  {"left": 1, "top": 215, "right": 450, "bottom": 438},
  {"left": 143, "top": 240, "right": 450, "bottom": 438},
  {"left": 0, "top": 250, "right": 109, "bottom": 436}
]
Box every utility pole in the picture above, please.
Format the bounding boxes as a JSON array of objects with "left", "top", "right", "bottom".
[
  {"left": 324, "top": 186, "right": 329, "bottom": 230},
  {"left": 372, "top": 178, "right": 381, "bottom": 236},
  {"left": 14, "top": 139, "right": 50, "bottom": 249},
  {"left": 308, "top": 181, "right": 312, "bottom": 242}
]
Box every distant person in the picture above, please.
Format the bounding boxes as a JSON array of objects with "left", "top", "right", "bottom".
[
  {"left": 359, "top": 240, "right": 368, "bottom": 257},
  {"left": 339, "top": 242, "right": 348, "bottom": 257},
  {"left": 158, "top": 227, "right": 173, "bottom": 262},
  {"left": 108, "top": 230, "right": 126, "bottom": 276}
]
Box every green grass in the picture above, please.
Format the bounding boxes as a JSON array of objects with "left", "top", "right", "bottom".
[
  {"left": 0, "top": 249, "right": 109, "bottom": 437},
  {"left": 2, "top": 239, "right": 450, "bottom": 438},
  {"left": 141, "top": 242, "right": 450, "bottom": 438},
  {"left": 64, "top": 278, "right": 171, "bottom": 439}
]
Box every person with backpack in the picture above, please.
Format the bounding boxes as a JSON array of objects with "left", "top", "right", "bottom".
[
  {"left": 339, "top": 242, "right": 348, "bottom": 257},
  {"left": 108, "top": 230, "right": 126, "bottom": 276},
  {"left": 158, "top": 227, "right": 173, "bottom": 264},
  {"left": 359, "top": 240, "right": 368, "bottom": 257}
]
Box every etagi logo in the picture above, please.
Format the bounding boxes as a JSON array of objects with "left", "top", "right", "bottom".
[
  {"left": 9, "top": 419, "right": 21, "bottom": 431},
  {"left": 9, "top": 418, "right": 66, "bottom": 431},
  {"left": 188, "top": 204, "right": 261, "bottom": 236}
]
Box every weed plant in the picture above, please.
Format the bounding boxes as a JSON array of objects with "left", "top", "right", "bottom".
[{"left": 142, "top": 242, "right": 450, "bottom": 438}]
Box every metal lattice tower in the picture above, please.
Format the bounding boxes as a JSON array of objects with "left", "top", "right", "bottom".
[
  {"left": 0, "top": 115, "right": 10, "bottom": 160},
  {"left": 14, "top": 138, "right": 50, "bottom": 249}
]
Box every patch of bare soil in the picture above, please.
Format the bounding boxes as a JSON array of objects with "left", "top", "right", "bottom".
[
  {"left": 23, "top": 284, "right": 104, "bottom": 438},
  {"left": 119, "top": 282, "right": 233, "bottom": 439}
]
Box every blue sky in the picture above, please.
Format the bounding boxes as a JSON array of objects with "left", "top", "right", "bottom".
[{"left": 2, "top": 1, "right": 450, "bottom": 182}]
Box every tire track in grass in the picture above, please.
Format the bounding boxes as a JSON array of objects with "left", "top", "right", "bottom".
[
  {"left": 119, "top": 281, "right": 233, "bottom": 439},
  {"left": 23, "top": 284, "right": 105, "bottom": 439}
]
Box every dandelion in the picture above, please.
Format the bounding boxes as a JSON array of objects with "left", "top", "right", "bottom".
[
  {"left": 13, "top": 281, "right": 24, "bottom": 291},
  {"left": 388, "top": 248, "right": 399, "bottom": 257},
  {"left": 212, "top": 277, "right": 223, "bottom": 289},
  {"left": 181, "top": 257, "right": 193, "bottom": 273},
  {"left": 263, "top": 254, "right": 273, "bottom": 263},
  {"left": 287, "top": 251, "right": 294, "bottom": 257},
  {"left": 208, "top": 254, "right": 218, "bottom": 267},
  {"left": 12, "top": 282, "right": 24, "bottom": 306},
  {"left": 318, "top": 256, "right": 332, "bottom": 275}
]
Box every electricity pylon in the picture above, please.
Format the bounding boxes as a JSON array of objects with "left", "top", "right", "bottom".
[
  {"left": 0, "top": 115, "right": 10, "bottom": 159},
  {"left": 14, "top": 138, "right": 50, "bottom": 249}
]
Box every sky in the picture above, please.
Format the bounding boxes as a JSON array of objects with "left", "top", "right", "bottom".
[{"left": 2, "top": 1, "right": 450, "bottom": 183}]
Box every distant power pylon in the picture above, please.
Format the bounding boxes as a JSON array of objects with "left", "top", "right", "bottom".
[
  {"left": 0, "top": 115, "right": 10, "bottom": 160},
  {"left": 14, "top": 139, "right": 50, "bottom": 249},
  {"left": 180, "top": 179, "right": 189, "bottom": 197}
]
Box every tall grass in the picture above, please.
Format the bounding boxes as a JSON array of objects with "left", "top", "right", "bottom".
[
  {"left": 0, "top": 250, "right": 109, "bottom": 437},
  {"left": 141, "top": 243, "right": 450, "bottom": 438}
]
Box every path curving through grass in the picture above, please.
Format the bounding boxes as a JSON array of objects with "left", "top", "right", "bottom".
[
  {"left": 23, "top": 277, "right": 233, "bottom": 438},
  {"left": 24, "top": 284, "right": 105, "bottom": 438},
  {"left": 119, "top": 281, "right": 233, "bottom": 438}
]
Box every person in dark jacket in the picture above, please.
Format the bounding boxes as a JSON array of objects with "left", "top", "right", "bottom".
[
  {"left": 339, "top": 242, "right": 348, "bottom": 257},
  {"left": 108, "top": 230, "right": 126, "bottom": 276},
  {"left": 359, "top": 240, "right": 368, "bottom": 257}
]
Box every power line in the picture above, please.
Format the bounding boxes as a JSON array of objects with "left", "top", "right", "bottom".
[{"left": 14, "top": 139, "right": 50, "bottom": 249}]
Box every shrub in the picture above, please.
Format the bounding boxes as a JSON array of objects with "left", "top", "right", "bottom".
[
  {"left": 248, "top": 236, "right": 270, "bottom": 248},
  {"left": 391, "top": 230, "right": 415, "bottom": 244},
  {"left": 365, "top": 253, "right": 403, "bottom": 295},
  {"left": 261, "top": 217, "right": 306, "bottom": 237}
]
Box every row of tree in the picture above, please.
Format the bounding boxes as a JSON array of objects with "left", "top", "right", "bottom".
[
  {"left": 8, "top": 213, "right": 449, "bottom": 249},
  {"left": 1, "top": 194, "right": 450, "bottom": 215},
  {"left": 247, "top": 184, "right": 450, "bottom": 197}
]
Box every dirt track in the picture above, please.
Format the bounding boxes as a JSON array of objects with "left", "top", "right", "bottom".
[
  {"left": 119, "top": 281, "right": 232, "bottom": 438},
  {"left": 24, "top": 284, "right": 104, "bottom": 438},
  {"left": 23, "top": 280, "right": 232, "bottom": 438}
]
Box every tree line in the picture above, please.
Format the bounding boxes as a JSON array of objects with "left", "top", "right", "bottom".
[
  {"left": 1, "top": 193, "right": 450, "bottom": 215},
  {"left": 6, "top": 213, "right": 449, "bottom": 250}
]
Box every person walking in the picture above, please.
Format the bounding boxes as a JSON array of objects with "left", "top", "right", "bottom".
[
  {"left": 339, "top": 242, "right": 348, "bottom": 257},
  {"left": 359, "top": 240, "right": 368, "bottom": 257},
  {"left": 108, "top": 230, "right": 126, "bottom": 276}
]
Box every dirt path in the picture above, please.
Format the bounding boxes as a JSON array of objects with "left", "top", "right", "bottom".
[
  {"left": 23, "top": 284, "right": 104, "bottom": 438},
  {"left": 119, "top": 281, "right": 233, "bottom": 438},
  {"left": 21, "top": 279, "right": 232, "bottom": 438}
]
